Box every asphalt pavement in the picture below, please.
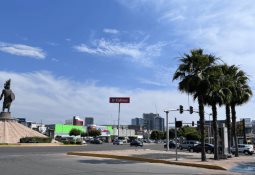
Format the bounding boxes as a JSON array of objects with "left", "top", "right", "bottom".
[
  {"left": 0, "top": 143, "right": 163, "bottom": 156},
  {"left": 0, "top": 143, "right": 253, "bottom": 174},
  {"left": 0, "top": 152, "right": 234, "bottom": 175}
]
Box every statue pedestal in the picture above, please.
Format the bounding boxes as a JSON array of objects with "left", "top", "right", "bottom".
[{"left": 0, "top": 112, "right": 14, "bottom": 120}]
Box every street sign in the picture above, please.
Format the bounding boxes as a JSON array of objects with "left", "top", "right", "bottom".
[
  {"left": 175, "top": 121, "right": 182, "bottom": 128},
  {"left": 109, "top": 97, "right": 130, "bottom": 103}
]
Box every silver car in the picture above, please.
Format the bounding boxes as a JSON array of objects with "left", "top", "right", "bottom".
[
  {"left": 113, "top": 140, "right": 123, "bottom": 145},
  {"left": 180, "top": 140, "right": 200, "bottom": 150},
  {"left": 231, "top": 144, "right": 254, "bottom": 155}
]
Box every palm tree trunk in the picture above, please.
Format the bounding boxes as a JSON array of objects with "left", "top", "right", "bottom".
[
  {"left": 198, "top": 95, "right": 206, "bottom": 161},
  {"left": 225, "top": 104, "right": 231, "bottom": 154},
  {"left": 212, "top": 104, "right": 219, "bottom": 160},
  {"left": 231, "top": 103, "right": 239, "bottom": 157}
]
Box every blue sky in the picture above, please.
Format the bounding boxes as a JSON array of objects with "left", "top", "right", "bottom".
[{"left": 0, "top": 0, "right": 255, "bottom": 124}]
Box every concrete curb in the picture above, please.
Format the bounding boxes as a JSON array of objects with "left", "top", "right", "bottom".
[{"left": 67, "top": 152, "right": 226, "bottom": 171}]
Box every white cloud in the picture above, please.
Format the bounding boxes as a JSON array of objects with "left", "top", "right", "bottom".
[
  {"left": 0, "top": 71, "right": 253, "bottom": 125},
  {"left": 103, "top": 28, "right": 119, "bottom": 34},
  {"left": 74, "top": 38, "right": 167, "bottom": 66},
  {"left": 137, "top": 78, "right": 167, "bottom": 87},
  {"left": 0, "top": 42, "right": 46, "bottom": 59},
  {"left": 119, "top": 0, "right": 255, "bottom": 90}
]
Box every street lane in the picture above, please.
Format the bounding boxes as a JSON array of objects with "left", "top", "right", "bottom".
[
  {"left": 0, "top": 143, "right": 164, "bottom": 156},
  {"left": 0, "top": 153, "right": 235, "bottom": 175}
]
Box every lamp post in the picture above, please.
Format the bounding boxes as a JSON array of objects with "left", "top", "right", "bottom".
[
  {"left": 164, "top": 109, "right": 178, "bottom": 152},
  {"left": 165, "top": 111, "right": 169, "bottom": 151},
  {"left": 208, "top": 113, "right": 212, "bottom": 144}
]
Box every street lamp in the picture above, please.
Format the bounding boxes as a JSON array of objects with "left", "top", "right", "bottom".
[
  {"left": 205, "top": 112, "right": 212, "bottom": 144},
  {"left": 164, "top": 111, "right": 169, "bottom": 151},
  {"left": 164, "top": 109, "right": 178, "bottom": 152}
]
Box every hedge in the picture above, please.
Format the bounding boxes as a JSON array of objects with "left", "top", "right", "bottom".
[{"left": 20, "top": 137, "right": 52, "bottom": 143}]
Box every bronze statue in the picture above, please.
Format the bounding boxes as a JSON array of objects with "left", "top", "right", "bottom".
[{"left": 0, "top": 79, "right": 15, "bottom": 112}]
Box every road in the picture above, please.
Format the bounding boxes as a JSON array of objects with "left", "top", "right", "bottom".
[
  {"left": 0, "top": 153, "right": 232, "bottom": 175},
  {"left": 0, "top": 143, "right": 243, "bottom": 175},
  {"left": 0, "top": 143, "right": 163, "bottom": 155}
]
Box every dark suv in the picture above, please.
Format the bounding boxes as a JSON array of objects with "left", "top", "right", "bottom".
[{"left": 130, "top": 140, "right": 143, "bottom": 147}]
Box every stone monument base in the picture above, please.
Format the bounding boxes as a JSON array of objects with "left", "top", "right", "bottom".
[{"left": 0, "top": 112, "right": 14, "bottom": 120}]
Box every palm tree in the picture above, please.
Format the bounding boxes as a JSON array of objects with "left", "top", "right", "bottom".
[
  {"left": 219, "top": 64, "right": 234, "bottom": 154},
  {"left": 228, "top": 65, "right": 253, "bottom": 157},
  {"left": 204, "top": 65, "right": 231, "bottom": 160},
  {"left": 173, "top": 48, "right": 218, "bottom": 161}
]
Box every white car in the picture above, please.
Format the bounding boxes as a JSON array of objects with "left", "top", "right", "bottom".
[
  {"left": 113, "top": 140, "right": 123, "bottom": 145},
  {"left": 231, "top": 144, "right": 254, "bottom": 155}
]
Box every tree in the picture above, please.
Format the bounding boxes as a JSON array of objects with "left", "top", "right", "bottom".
[
  {"left": 81, "top": 131, "right": 87, "bottom": 137},
  {"left": 204, "top": 65, "right": 231, "bottom": 160},
  {"left": 227, "top": 65, "right": 252, "bottom": 157},
  {"left": 88, "top": 129, "right": 101, "bottom": 137},
  {"left": 178, "top": 126, "right": 201, "bottom": 140},
  {"left": 186, "top": 132, "right": 201, "bottom": 141},
  {"left": 163, "top": 129, "right": 176, "bottom": 139},
  {"left": 219, "top": 64, "right": 234, "bottom": 154},
  {"left": 150, "top": 130, "right": 164, "bottom": 140},
  {"left": 173, "top": 48, "right": 218, "bottom": 161},
  {"left": 69, "top": 128, "right": 82, "bottom": 137}
]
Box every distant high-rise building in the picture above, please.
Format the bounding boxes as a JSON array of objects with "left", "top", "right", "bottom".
[
  {"left": 154, "top": 116, "right": 165, "bottom": 131},
  {"left": 85, "top": 117, "right": 94, "bottom": 126},
  {"left": 143, "top": 113, "right": 164, "bottom": 131},
  {"left": 131, "top": 117, "right": 144, "bottom": 126}
]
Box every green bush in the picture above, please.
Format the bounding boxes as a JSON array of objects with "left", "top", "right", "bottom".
[
  {"left": 20, "top": 137, "right": 52, "bottom": 143},
  {"left": 69, "top": 128, "right": 82, "bottom": 136}
]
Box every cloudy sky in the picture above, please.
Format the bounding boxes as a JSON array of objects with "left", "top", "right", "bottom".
[{"left": 0, "top": 0, "right": 255, "bottom": 125}]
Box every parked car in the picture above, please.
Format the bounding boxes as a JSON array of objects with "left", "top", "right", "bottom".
[
  {"left": 143, "top": 139, "right": 154, "bottom": 143},
  {"left": 90, "top": 139, "right": 103, "bottom": 144},
  {"left": 164, "top": 140, "right": 179, "bottom": 149},
  {"left": 113, "top": 140, "right": 123, "bottom": 145},
  {"left": 231, "top": 144, "right": 254, "bottom": 155},
  {"left": 189, "top": 143, "right": 214, "bottom": 154},
  {"left": 130, "top": 140, "right": 143, "bottom": 147},
  {"left": 180, "top": 140, "right": 200, "bottom": 150}
]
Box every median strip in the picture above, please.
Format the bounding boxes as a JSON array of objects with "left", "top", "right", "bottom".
[{"left": 67, "top": 152, "right": 226, "bottom": 171}]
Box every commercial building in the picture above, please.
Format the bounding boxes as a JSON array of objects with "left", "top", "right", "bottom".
[{"left": 46, "top": 123, "right": 86, "bottom": 138}]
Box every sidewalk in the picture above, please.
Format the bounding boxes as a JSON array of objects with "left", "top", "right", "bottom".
[{"left": 67, "top": 148, "right": 255, "bottom": 171}]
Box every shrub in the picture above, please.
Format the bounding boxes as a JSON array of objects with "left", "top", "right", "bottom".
[{"left": 20, "top": 137, "right": 52, "bottom": 143}]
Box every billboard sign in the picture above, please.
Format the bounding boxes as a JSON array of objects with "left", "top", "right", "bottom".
[{"left": 109, "top": 97, "right": 130, "bottom": 103}]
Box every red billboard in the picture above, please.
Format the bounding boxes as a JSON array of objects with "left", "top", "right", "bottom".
[{"left": 109, "top": 97, "right": 130, "bottom": 103}]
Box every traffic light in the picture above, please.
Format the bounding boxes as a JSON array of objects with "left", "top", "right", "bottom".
[
  {"left": 189, "top": 106, "right": 193, "bottom": 114},
  {"left": 176, "top": 121, "right": 182, "bottom": 128},
  {"left": 179, "top": 105, "right": 183, "bottom": 114},
  {"left": 192, "top": 121, "right": 194, "bottom": 126}
]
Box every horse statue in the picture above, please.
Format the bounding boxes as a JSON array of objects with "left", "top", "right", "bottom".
[{"left": 0, "top": 79, "right": 15, "bottom": 112}]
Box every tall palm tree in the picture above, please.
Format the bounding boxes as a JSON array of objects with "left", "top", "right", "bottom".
[
  {"left": 228, "top": 65, "right": 253, "bottom": 157},
  {"left": 173, "top": 48, "right": 218, "bottom": 161},
  {"left": 219, "top": 64, "right": 234, "bottom": 154},
  {"left": 204, "top": 65, "right": 231, "bottom": 160}
]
